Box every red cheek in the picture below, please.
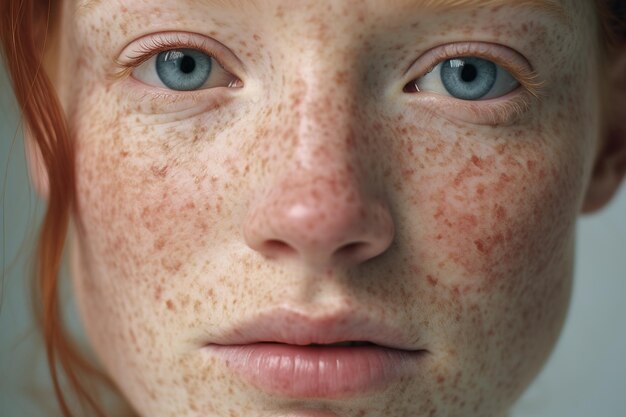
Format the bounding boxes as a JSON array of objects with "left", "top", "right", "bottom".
[{"left": 410, "top": 147, "right": 568, "bottom": 294}]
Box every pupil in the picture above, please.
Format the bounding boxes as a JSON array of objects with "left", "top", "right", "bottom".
[
  {"left": 461, "top": 64, "right": 477, "bottom": 82},
  {"left": 180, "top": 56, "right": 196, "bottom": 74}
]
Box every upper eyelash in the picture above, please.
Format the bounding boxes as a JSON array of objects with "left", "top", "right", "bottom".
[
  {"left": 109, "top": 34, "right": 223, "bottom": 83},
  {"left": 411, "top": 42, "right": 546, "bottom": 99}
]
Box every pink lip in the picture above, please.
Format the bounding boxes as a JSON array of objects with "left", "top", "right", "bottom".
[
  {"left": 205, "top": 343, "right": 426, "bottom": 398},
  {"left": 201, "top": 307, "right": 428, "bottom": 398}
]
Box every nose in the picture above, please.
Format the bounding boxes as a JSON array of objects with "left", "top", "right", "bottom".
[
  {"left": 243, "top": 46, "right": 396, "bottom": 270},
  {"left": 244, "top": 171, "right": 395, "bottom": 269}
]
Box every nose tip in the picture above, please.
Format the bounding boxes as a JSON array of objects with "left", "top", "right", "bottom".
[{"left": 244, "top": 177, "right": 395, "bottom": 268}]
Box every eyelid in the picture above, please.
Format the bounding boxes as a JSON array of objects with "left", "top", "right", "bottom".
[
  {"left": 110, "top": 31, "right": 246, "bottom": 84},
  {"left": 405, "top": 42, "right": 545, "bottom": 99}
]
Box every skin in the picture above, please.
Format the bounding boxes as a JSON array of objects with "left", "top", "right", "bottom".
[{"left": 30, "top": 0, "right": 626, "bottom": 416}]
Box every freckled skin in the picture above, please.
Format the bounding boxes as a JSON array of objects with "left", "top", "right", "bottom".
[{"left": 56, "top": 0, "right": 602, "bottom": 416}]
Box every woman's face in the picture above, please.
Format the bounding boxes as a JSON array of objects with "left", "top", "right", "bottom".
[{"left": 57, "top": 0, "right": 601, "bottom": 416}]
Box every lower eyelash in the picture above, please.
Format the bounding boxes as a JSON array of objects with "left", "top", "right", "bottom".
[
  {"left": 468, "top": 93, "right": 533, "bottom": 125},
  {"left": 410, "top": 88, "right": 537, "bottom": 126},
  {"left": 119, "top": 74, "right": 237, "bottom": 117}
]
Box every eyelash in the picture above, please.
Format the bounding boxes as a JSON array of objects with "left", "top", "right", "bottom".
[
  {"left": 111, "top": 34, "right": 239, "bottom": 104},
  {"left": 411, "top": 43, "right": 544, "bottom": 96},
  {"left": 404, "top": 42, "right": 546, "bottom": 124}
]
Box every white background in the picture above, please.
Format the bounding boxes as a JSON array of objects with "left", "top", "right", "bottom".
[{"left": 1, "top": 63, "right": 625, "bottom": 417}]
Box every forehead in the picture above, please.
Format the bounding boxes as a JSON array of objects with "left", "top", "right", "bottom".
[
  {"left": 76, "top": 0, "right": 570, "bottom": 22},
  {"left": 72, "top": 0, "right": 584, "bottom": 77}
]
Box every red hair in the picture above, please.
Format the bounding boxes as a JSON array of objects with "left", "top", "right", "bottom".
[
  {"left": 0, "top": 1, "right": 132, "bottom": 416},
  {"left": 0, "top": 1, "right": 624, "bottom": 417}
]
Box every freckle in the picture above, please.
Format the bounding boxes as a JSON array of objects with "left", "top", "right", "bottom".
[
  {"left": 207, "top": 288, "right": 215, "bottom": 300},
  {"left": 470, "top": 154, "right": 482, "bottom": 168},
  {"left": 427, "top": 275, "right": 438, "bottom": 287},
  {"left": 451, "top": 285, "right": 461, "bottom": 297},
  {"left": 154, "top": 237, "right": 166, "bottom": 250},
  {"left": 154, "top": 285, "right": 162, "bottom": 301},
  {"left": 402, "top": 168, "right": 415, "bottom": 179},
  {"left": 166, "top": 299, "right": 175, "bottom": 311},
  {"left": 494, "top": 205, "right": 507, "bottom": 220},
  {"left": 150, "top": 164, "right": 169, "bottom": 178}
]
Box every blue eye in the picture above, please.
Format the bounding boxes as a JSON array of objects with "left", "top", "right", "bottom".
[
  {"left": 131, "top": 46, "right": 240, "bottom": 92},
  {"left": 441, "top": 57, "right": 496, "bottom": 100},
  {"left": 413, "top": 56, "right": 520, "bottom": 100},
  {"left": 156, "top": 49, "right": 212, "bottom": 91}
]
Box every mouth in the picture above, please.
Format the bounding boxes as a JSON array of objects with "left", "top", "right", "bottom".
[
  {"left": 259, "top": 340, "right": 378, "bottom": 347},
  {"left": 309, "top": 341, "right": 373, "bottom": 347},
  {"left": 202, "top": 307, "right": 428, "bottom": 398}
]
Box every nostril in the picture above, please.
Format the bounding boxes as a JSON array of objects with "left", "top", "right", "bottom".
[
  {"left": 264, "top": 239, "right": 297, "bottom": 258},
  {"left": 335, "top": 241, "right": 369, "bottom": 259},
  {"left": 244, "top": 189, "right": 394, "bottom": 266}
]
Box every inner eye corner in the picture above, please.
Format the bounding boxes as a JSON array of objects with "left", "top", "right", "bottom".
[
  {"left": 403, "top": 80, "right": 419, "bottom": 93},
  {"left": 228, "top": 78, "right": 244, "bottom": 89}
]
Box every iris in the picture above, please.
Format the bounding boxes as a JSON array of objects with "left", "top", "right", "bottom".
[
  {"left": 440, "top": 57, "right": 497, "bottom": 100},
  {"left": 155, "top": 48, "right": 212, "bottom": 91}
]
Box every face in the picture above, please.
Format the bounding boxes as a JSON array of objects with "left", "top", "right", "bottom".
[{"left": 57, "top": 0, "right": 602, "bottom": 416}]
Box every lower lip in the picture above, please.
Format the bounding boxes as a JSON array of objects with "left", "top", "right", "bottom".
[{"left": 204, "top": 343, "right": 425, "bottom": 398}]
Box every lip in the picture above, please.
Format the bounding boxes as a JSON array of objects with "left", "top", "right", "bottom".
[{"left": 202, "top": 308, "right": 428, "bottom": 398}]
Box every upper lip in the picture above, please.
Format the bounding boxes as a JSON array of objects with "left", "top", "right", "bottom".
[{"left": 205, "top": 307, "right": 423, "bottom": 351}]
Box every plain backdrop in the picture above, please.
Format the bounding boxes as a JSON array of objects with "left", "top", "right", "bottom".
[{"left": 1, "top": 60, "right": 625, "bottom": 417}]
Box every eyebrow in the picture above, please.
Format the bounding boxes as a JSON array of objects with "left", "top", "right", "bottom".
[{"left": 77, "top": 0, "right": 568, "bottom": 23}]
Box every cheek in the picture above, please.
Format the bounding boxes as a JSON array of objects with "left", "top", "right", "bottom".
[
  {"left": 415, "top": 75, "right": 593, "bottom": 292},
  {"left": 70, "top": 98, "right": 249, "bottom": 330},
  {"left": 75, "top": 103, "right": 239, "bottom": 253},
  {"left": 69, "top": 106, "right": 251, "bottom": 406},
  {"left": 425, "top": 148, "right": 577, "bottom": 287},
  {"left": 383, "top": 124, "right": 585, "bottom": 408},
  {"left": 389, "top": 117, "right": 587, "bottom": 294},
  {"left": 387, "top": 122, "right": 586, "bottom": 362}
]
